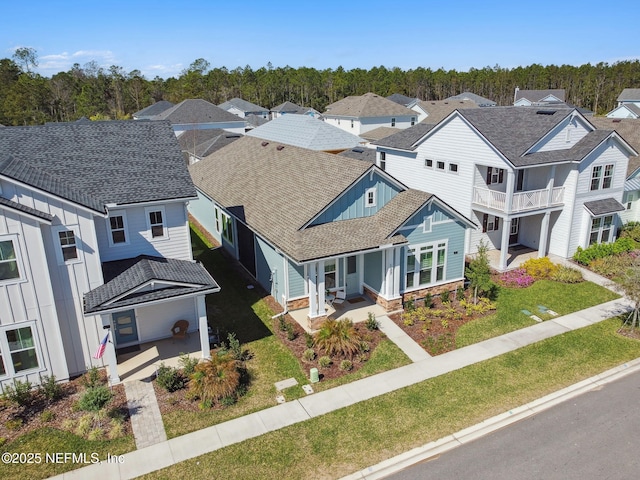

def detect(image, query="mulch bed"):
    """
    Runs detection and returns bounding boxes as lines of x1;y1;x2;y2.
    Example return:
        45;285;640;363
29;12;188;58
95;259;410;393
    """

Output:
0;370;129;444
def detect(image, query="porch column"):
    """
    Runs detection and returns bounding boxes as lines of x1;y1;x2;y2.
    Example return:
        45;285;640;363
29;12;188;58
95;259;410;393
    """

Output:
505;170;515;214
546;166;556;206
308;262;318;317
317;261;326;316
538;212;551;258
392;247;401;298
196;295;211;360
499;218;512;271
384;248;394;298
100;314;120;385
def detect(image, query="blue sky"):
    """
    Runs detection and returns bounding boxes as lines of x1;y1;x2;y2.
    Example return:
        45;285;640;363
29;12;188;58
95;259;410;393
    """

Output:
3;0;639;78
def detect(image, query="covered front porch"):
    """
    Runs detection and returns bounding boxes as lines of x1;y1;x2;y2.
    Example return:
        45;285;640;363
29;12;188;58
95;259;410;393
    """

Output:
484;246;540;271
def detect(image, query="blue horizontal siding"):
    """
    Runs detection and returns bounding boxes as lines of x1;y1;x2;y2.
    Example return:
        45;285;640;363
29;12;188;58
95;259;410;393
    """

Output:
363;251;383;291
288;260;306;297
188;191;221;243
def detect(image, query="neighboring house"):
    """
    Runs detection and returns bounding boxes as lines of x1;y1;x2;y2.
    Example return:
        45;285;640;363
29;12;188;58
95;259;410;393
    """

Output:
411;99;478;123
188;136;474;328
132;100;174;120
606;104;640;119
590;117;640;223
246;114;364;153
218;98;270;119
616;88;640;108
338;147;376;164
323;92;417;135
270;101;320;119
177;128;243;165
0;121;219;387
386;93;419;107
514;88;566;106
147;99;246;135
359;126;402;145
244;114;270;130
374;107;637;270
446;92;497;107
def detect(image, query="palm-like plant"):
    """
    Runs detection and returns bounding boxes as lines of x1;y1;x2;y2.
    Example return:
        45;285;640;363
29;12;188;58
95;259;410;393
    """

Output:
314;318;362;358
188;353;240;404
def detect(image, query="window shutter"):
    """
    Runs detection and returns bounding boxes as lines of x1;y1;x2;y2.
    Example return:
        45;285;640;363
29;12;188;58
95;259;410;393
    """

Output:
494;216;500;230
498;169;504;184
486;167;492;184
482;213;488;233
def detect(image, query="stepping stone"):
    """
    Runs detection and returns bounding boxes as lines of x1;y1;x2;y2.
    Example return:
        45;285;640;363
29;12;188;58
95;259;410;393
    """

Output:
276;395;285;404
302;384;314;395
274;377;298;391
538;305;548;313
521;309;532;316
547;310;558;316
530;315;543;323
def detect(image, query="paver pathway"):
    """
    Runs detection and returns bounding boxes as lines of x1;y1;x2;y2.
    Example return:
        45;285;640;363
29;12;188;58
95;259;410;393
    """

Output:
123;379;167;449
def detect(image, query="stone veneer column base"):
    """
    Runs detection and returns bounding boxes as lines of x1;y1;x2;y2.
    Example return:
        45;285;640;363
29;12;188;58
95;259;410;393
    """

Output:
307;315;328;330
287;297;309;311
363;286;402;312
401;280;464;304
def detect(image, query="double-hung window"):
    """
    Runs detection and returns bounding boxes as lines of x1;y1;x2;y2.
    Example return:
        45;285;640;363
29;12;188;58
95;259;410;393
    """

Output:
108;213;127;245
365;187;376;208
324;260;336;290
406;242;447;289
486;167;504;185
589;215;614;245
146;207;167;239
0;238;20;281
379;152;386;171
591;164;614;191
0;324;40;377
58;230;78;262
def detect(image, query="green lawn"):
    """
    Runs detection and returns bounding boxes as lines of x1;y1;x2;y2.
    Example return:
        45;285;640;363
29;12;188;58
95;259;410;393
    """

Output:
141;317;640;480
456;280;620;347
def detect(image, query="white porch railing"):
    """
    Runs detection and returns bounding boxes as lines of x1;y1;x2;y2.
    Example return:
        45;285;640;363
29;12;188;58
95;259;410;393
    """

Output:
473;186;564;213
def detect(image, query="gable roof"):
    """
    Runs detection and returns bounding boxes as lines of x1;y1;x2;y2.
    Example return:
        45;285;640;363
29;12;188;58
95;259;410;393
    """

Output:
153;99;243;124
515;89;565;103
191;136;444;262
218;97;268;113
245;114;270;128
617;89;640;102
414;99;479;124
0;195;54;223
372;123;436;150
324;93;416;118
0;121;196;212
607;104;640;118
84;255;219;314
589;117;640;176
246;114;363;151
178;129;242;158
386;93;418;106
446;92;497;107
133;100;174;119
272;101;302;113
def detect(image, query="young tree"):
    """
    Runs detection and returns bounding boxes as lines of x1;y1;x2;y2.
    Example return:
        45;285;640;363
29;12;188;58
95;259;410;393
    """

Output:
465;240;494;304
618;260;640;330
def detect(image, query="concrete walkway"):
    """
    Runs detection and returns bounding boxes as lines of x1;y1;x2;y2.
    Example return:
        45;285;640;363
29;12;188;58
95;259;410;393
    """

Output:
52;289;633;479
123;380;167;449
377;315;431;362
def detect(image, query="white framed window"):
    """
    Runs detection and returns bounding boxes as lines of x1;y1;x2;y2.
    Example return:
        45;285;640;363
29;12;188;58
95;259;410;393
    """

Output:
449;163;459;173
424;159;433;168
107;212;128;246
391;117;396;127
405;242;447;290
145;206;168;239
590;164;614;191
324;259;337;290
214;207;222;233
379;152;386;171
482;214;500;232
365;187;377;208
0;323;41;377
53;226;81;264
589;215;614;245
436;161;445;170
350;119;354;129
0;237;21;282
626;192;635;210
487;167;504;185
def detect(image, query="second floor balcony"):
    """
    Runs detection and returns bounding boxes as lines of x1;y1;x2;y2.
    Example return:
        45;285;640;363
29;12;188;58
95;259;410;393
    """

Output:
473;186;564;213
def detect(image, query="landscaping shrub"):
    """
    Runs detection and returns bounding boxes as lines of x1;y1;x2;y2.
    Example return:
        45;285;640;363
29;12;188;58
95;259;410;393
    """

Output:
39;375;63;401
424;293;433;309
456;286;465;301
285;322;296;341
619;222;640;245
304;331;314;348
314;318;362;358
277;315;287;332
302;349;315;361
82;366;102;388
4;379;33;406
588;253;636;278
78;386;113;412
573;237;635;264
40;410;56;422
440;290;451;304
188;353;241;406
550;265;584;283
521;257;558;280
459;297;496;316
339;360;353;371
497;268;535;288
365;312;379;330
178;353;199;376
404;298;415;311
156;363;185;392
318;356;332;368
226;332;246;361
403;316;414;327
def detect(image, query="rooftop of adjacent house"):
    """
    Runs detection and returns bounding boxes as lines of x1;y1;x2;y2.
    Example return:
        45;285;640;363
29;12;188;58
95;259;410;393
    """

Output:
272;101;303;113
177;129;243;158
617;88;640;102
589;117;640;176
338;147;376;163
386;93;418;106
84;255;219;314
190;136;435;261
152;99;243;124
0;120;196;212
446;92;497;107
515;89;566;103
246;114;363;151
414;99;479;124
245;114;270;128
358;126;401;142
372;123;436;150
218;97;268;113
324;92;416;118
133;100;174;119
609;104;640;117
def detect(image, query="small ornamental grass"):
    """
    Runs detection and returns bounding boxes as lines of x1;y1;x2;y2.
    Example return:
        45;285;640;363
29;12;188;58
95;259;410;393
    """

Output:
188;352;242;407
550;265;584;283
314;318;362;358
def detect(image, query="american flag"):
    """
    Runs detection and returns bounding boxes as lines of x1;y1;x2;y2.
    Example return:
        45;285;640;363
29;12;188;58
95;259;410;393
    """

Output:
93;332;109;359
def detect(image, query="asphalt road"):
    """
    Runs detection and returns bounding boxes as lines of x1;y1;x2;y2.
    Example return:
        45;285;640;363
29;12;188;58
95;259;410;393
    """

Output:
388;370;640;480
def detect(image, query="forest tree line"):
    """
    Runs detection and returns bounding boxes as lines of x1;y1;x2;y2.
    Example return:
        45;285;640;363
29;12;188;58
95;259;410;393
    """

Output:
1;48;639;126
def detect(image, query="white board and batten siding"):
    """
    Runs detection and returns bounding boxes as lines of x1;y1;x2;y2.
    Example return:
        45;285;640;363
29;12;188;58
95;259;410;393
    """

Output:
134;297;197;344
531;116;591;153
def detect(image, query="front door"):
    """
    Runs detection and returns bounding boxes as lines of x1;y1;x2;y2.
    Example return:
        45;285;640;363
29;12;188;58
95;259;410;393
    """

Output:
345;256;359;296
112;310;138;346
509;218;520;245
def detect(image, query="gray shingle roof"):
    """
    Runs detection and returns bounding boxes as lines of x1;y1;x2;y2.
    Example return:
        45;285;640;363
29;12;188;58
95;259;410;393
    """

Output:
359;127;402;142
324;93;416;118
617;89;640;102
153;99;244;124
190;136;437;261
0;121;196;212
133;100;174;119
515;89;565;103
338;147;376;163
245;114;270;128
415;99;479;124
0;195;54;222
246;114;363;151
372;123;436;150
583;198;625;216
272;101;302;113
586;117;640;177
218;97;268;113
84;255;219;313
386;93;417;106
446;92;497;107
178;129;242;158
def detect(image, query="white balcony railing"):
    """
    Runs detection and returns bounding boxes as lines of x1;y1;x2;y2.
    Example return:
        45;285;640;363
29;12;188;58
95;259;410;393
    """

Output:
473;186;564;213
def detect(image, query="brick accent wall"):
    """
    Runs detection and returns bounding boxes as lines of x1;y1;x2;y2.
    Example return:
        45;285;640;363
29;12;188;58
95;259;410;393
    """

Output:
401;280;464;304
363;286;402;312
287;297;309;310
